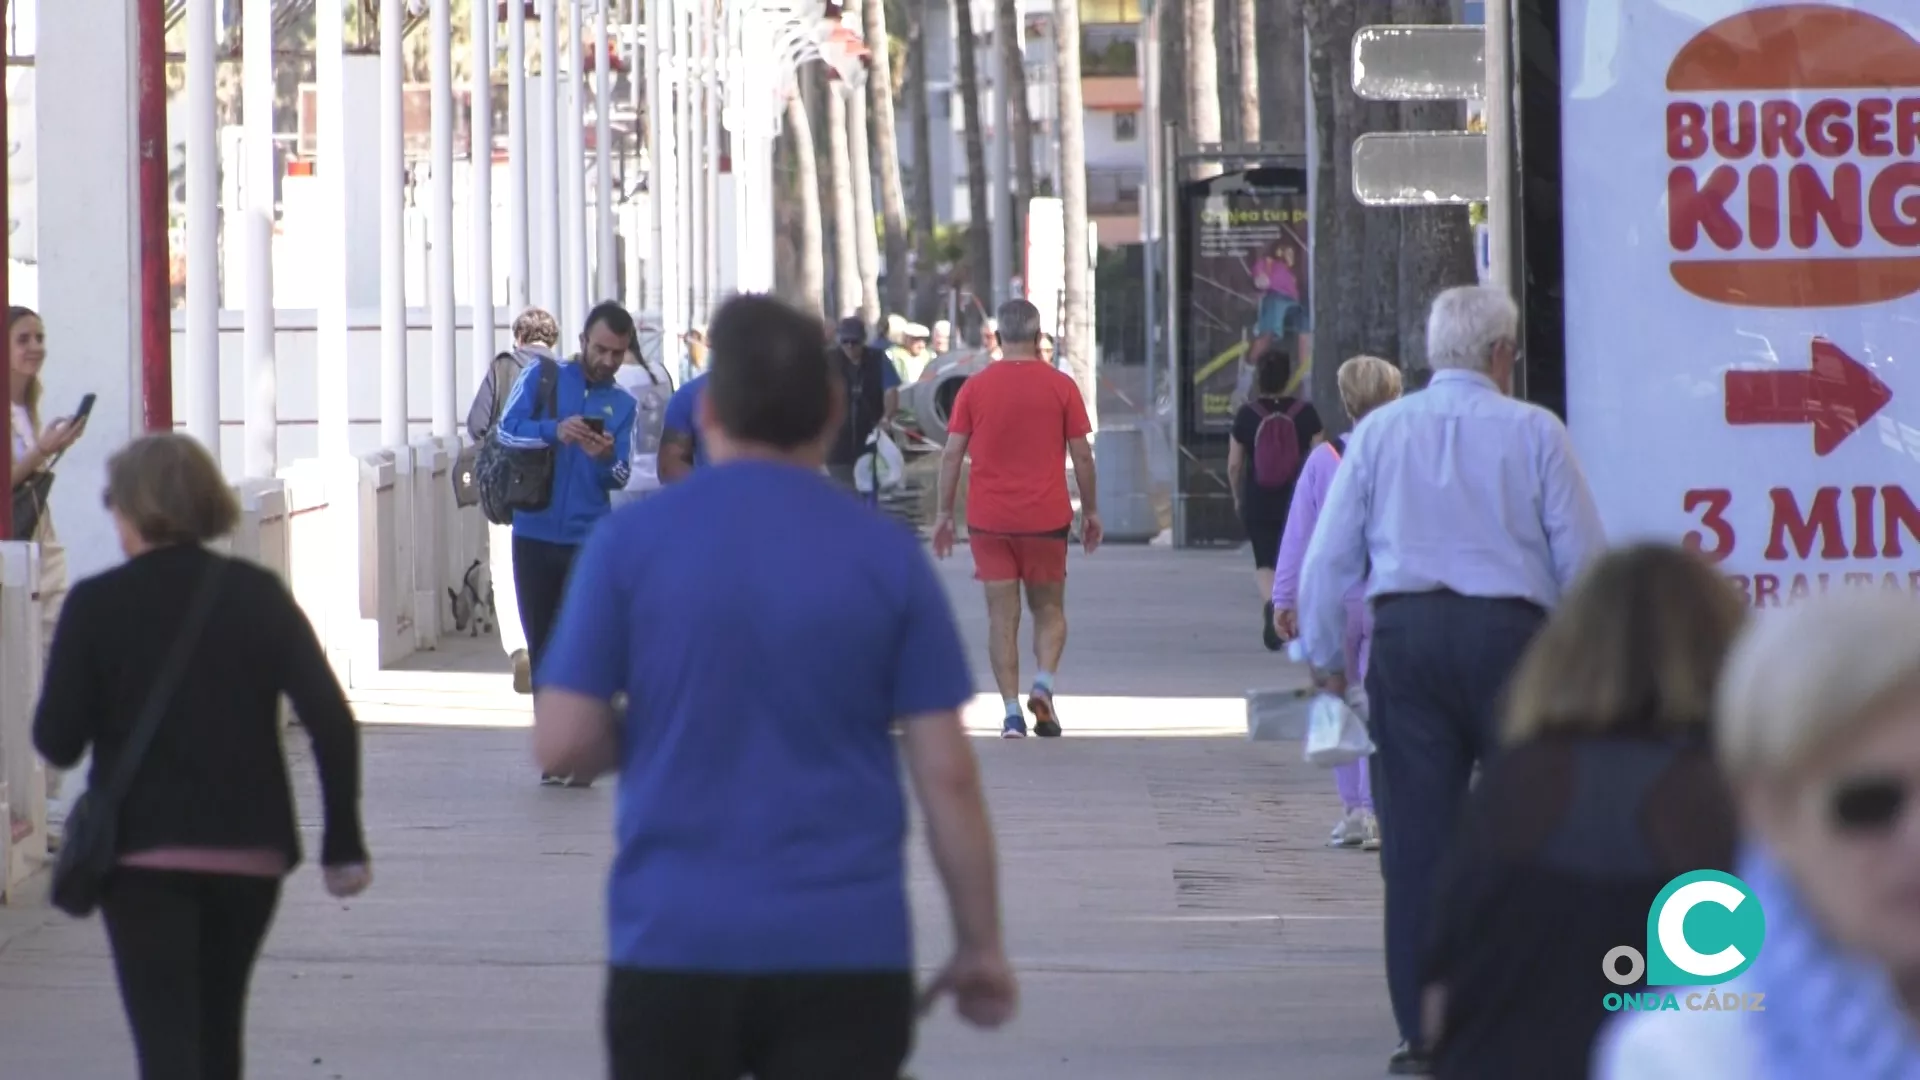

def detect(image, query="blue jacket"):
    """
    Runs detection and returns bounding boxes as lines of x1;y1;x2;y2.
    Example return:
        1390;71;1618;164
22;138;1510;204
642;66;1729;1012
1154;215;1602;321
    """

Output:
497;357;638;545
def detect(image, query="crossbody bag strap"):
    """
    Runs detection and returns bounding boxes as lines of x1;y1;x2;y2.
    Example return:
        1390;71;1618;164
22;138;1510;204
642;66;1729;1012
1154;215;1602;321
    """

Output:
98;556;229;807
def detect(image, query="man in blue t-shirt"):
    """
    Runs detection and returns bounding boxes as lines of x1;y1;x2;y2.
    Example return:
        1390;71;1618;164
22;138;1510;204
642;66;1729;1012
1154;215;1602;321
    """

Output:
533;294;1017;1077
657;371;706;482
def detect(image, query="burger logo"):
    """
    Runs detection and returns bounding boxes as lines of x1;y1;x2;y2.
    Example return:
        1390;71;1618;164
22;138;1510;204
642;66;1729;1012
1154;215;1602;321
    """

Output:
1665;5;1920;308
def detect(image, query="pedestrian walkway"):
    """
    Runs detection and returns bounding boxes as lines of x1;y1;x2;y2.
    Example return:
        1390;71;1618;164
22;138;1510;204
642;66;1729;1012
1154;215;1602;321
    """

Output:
0;546;1394;1078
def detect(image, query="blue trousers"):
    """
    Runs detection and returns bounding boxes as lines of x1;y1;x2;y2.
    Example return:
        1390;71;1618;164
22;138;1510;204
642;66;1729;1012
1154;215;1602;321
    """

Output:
1364;590;1545;1047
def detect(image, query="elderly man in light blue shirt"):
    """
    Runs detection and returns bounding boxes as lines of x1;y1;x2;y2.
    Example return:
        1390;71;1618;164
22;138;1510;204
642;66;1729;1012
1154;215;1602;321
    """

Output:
1297;284;1604;1073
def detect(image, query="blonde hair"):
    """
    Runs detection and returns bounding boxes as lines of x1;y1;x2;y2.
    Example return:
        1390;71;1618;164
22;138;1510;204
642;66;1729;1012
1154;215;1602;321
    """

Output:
511;307;560;348
1717;590;1920;785
9;306;41;434
1336;355;1403;422
1504;544;1746;744
105;434;240;546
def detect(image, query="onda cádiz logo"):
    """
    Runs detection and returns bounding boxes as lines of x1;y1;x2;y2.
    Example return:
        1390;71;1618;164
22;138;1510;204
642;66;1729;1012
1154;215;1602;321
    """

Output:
1601;871;1768;1014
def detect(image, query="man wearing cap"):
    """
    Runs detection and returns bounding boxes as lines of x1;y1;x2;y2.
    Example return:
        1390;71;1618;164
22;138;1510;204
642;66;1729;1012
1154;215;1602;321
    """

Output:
827;316;902;494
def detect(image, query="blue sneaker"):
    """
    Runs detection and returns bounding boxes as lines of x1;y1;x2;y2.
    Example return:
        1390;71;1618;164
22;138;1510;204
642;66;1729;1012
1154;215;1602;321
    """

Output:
1001;715;1029;739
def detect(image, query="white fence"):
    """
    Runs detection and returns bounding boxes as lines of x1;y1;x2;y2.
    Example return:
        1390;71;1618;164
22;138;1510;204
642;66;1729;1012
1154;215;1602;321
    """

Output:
0;439;488;901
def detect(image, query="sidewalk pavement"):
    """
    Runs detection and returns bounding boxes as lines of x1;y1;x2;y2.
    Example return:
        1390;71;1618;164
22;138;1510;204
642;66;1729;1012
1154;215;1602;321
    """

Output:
0;545;1395;1078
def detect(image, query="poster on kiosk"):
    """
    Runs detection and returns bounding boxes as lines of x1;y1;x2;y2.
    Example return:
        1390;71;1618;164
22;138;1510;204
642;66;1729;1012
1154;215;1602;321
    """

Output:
1560;0;1920;609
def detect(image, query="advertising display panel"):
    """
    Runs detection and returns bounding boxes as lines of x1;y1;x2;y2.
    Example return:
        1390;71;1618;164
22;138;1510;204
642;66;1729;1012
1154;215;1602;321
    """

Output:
1559;0;1920;608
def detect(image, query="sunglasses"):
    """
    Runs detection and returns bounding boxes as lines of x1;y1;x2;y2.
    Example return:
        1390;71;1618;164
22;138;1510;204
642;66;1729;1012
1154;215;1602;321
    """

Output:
1829;775;1910;834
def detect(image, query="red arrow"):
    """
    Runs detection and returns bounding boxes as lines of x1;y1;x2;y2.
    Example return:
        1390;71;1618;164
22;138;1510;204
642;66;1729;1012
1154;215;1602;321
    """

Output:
1724;338;1892;457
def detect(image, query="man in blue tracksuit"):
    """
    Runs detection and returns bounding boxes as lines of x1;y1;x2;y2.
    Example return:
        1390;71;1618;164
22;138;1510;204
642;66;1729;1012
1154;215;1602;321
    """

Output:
498;303;639;779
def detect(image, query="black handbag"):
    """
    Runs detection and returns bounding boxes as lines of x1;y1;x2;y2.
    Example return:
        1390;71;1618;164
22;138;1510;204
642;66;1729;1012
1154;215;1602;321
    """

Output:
453;352;524;509
51;558;228;917
9;470;51;541
475;357;559;527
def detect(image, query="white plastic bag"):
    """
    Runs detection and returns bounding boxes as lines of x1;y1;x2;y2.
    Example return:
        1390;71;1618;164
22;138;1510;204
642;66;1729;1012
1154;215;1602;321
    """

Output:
1303;692;1375;767
854;429;906;494
1245;687;1314;742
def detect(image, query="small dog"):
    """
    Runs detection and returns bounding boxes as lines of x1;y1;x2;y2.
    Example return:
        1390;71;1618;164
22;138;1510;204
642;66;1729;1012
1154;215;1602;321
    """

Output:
448;559;496;637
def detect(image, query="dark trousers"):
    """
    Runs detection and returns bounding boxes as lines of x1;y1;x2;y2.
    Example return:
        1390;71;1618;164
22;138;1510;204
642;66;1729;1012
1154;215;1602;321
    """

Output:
1365;591;1545;1047
101;869;282;1080
512;535;581;671
605;968;915;1080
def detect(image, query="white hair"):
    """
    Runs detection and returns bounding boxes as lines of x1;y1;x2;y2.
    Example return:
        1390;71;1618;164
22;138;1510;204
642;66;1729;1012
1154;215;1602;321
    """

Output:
1426;285;1519;372
1717;591;1920;785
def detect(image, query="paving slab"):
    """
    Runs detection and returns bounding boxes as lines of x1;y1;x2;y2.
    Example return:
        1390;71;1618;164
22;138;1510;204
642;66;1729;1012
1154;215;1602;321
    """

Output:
0;544;1398;1078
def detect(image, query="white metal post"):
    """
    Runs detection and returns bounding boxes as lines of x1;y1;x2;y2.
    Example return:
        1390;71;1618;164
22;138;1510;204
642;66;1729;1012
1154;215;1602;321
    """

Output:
1484;0;1513;294
565;0;590;332
986;18;1011;308
644;0;663;314
317;0;349;460
509;0;532;312
242;0;277;477
688;5;706;323
381;0;410;446
658;0;683;369
676;0;694;333
539;0;563;311
595;0;617;302
473;0;499;368
185;0;219;460
704;6;722;313
431;0;458;436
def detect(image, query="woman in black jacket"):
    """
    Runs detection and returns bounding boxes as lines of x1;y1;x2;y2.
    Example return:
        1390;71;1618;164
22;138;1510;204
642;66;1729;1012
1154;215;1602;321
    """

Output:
33;433;370;1080
1419;544;1744;1079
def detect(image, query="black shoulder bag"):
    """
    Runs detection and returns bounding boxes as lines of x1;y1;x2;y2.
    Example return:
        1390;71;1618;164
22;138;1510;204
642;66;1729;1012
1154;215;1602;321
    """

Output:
475;357;560;526
51;557;229;917
9;444;64;541
453;352;523;508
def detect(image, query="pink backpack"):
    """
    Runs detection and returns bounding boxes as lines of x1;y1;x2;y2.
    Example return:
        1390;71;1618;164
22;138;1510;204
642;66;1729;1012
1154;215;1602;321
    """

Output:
1250;399;1310;490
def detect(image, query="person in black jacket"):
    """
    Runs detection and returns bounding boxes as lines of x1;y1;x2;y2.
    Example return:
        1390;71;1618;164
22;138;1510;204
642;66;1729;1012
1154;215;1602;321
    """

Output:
1419;544;1743;1079
825;316;900;494
33;432;369;1080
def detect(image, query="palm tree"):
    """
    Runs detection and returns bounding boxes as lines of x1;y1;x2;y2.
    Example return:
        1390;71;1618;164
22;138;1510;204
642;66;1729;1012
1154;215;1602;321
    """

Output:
1054;0;1092;421
952;0;993;307
997;0;1035;209
907;0;944;323
1182;0;1221;178
825;78;864;319
1233;0;1260;142
840;5;885;329
863;0;913;318
787;89;826;317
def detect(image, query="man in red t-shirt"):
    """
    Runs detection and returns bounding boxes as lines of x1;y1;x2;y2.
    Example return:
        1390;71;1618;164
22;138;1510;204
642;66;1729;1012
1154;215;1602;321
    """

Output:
932;300;1102;739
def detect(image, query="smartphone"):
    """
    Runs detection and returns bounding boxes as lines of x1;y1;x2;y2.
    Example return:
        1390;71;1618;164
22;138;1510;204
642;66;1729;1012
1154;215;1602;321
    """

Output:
583;417;606;435
73;393;97;422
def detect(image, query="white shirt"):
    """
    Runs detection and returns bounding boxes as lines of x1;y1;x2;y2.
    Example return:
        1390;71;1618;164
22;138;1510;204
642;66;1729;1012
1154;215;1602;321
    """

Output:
10;402;31;461
1298;369;1606;672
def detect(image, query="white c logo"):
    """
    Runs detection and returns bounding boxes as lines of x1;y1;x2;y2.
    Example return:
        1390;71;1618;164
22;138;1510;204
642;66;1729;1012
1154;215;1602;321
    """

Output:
1657;879;1748;978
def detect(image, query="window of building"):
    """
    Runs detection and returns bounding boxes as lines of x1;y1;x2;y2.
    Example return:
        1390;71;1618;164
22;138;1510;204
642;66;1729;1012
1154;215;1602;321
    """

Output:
1113;111;1138;142
1080;23;1139;76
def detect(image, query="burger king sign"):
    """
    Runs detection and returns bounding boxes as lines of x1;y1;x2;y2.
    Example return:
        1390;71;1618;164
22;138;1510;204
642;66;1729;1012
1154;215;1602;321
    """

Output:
1563;1;1920;608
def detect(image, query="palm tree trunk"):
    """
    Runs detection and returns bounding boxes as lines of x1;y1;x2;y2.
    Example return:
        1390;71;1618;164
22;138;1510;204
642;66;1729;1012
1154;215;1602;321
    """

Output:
1182;0;1222;178
863;0;912;318
953;0;994;307
1054;0;1093;424
1233;0;1260;142
827;80;868;321
787;91;826;318
1256;0;1306;145
997;0;1035;209
907;0;942;323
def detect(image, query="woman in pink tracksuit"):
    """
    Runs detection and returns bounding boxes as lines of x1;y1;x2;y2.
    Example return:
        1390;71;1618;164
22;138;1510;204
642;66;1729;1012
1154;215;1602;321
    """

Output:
1271;355;1404;849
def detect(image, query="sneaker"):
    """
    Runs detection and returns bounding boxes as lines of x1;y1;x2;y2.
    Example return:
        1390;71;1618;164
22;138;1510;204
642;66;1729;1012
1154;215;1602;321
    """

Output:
1327;809;1365;848
1359;811;1381;851
1027;689;1062;738
512;650;532;695
1262;600;1283;652
1001;715;1029;739
540;773;568;787
1388;1042;1434;1075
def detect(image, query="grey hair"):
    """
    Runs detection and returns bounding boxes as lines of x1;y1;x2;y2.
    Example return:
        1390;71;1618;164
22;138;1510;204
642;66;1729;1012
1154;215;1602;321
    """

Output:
995;299;1043;349
1426;286;1519;372
1717;591;1920;786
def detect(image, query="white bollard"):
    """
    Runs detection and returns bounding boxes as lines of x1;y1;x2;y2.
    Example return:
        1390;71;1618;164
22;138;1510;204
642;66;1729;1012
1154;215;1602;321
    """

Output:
0;542;48;899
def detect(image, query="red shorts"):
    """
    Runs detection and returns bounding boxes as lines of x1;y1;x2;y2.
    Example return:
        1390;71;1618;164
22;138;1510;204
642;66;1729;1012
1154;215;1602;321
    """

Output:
968;530;1069;584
